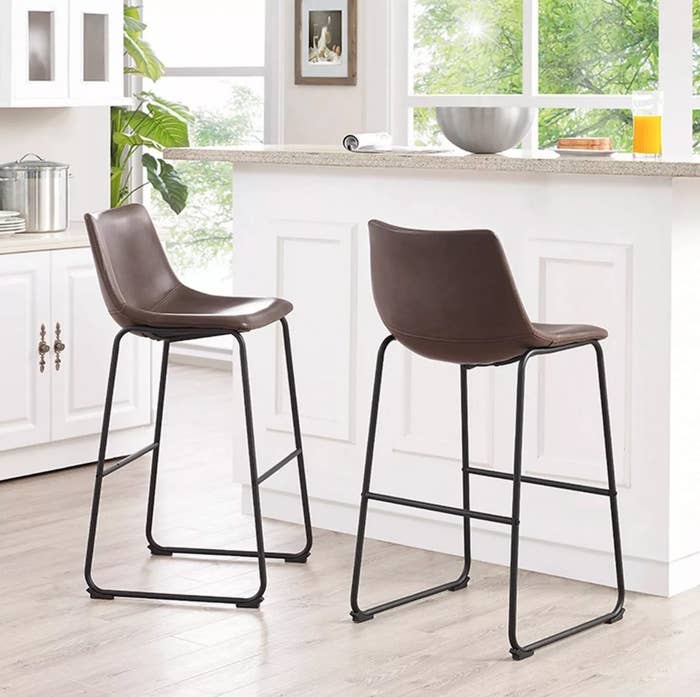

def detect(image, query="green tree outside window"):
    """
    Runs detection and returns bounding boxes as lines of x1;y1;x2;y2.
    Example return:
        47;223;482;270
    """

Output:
413;0;672;150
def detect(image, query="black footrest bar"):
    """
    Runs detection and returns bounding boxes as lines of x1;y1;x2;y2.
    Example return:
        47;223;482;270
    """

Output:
366;491;513;526
467;466;611;497
149;544;308;561
257;448;302;484
103;443;158;477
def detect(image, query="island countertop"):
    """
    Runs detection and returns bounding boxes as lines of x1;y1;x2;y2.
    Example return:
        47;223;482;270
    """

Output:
164;144;700;178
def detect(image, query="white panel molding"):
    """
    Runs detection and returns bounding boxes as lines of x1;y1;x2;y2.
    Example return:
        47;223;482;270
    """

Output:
266;219;357;443
64;267;141;419
527;239;633;490
393;352;496;468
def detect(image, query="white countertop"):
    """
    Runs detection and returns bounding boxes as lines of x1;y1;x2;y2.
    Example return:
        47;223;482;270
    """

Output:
0;221;89;255
164;145;700;178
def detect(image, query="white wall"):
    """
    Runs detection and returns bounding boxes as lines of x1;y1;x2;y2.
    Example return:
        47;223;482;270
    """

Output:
281;0;389;144
0;107;111;221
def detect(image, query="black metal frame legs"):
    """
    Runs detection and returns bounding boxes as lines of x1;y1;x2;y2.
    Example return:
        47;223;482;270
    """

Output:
350;337;625;660
506;342;625;659
84;318;312;607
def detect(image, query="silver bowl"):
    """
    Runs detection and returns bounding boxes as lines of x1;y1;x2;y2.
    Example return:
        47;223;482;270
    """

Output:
436;106;535;154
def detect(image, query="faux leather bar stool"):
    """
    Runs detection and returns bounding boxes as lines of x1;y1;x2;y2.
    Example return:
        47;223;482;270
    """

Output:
350;220;625;660
82;203;312;607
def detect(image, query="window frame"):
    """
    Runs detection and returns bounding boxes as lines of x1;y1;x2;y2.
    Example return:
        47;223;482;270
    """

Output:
391;0;695;157
141;0;282;144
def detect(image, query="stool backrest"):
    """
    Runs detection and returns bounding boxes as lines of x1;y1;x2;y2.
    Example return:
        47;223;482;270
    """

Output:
368;219;537;364
84;203;180;327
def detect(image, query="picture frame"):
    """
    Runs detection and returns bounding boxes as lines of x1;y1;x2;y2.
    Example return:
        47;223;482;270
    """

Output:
295;0;357;86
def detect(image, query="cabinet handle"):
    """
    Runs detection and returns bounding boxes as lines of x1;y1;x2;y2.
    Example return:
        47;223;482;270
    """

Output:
54;322;66;371
38;324;50;373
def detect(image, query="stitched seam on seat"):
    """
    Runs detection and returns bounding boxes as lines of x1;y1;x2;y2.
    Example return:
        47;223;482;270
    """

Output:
148;285;181;312
388;326;544;344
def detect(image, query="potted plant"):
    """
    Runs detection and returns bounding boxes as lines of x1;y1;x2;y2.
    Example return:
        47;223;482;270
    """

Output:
111;4;192;213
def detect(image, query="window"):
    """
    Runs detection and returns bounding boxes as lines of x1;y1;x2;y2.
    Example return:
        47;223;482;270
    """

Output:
399;1;694;156
143;1;272;296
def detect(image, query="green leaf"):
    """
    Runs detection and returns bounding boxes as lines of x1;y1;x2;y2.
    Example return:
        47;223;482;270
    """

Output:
125;108;189;148
112;131;162;150
110;166;125;208
124;33;165;81
124;14;146;37
124;5;141;22
137;90;195;123
143;155;189;214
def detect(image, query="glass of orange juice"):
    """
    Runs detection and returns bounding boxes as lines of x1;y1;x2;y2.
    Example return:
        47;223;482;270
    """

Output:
632;91;662;159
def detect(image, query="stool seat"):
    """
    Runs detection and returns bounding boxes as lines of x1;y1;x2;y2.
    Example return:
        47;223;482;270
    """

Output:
84;203;291;333
118;285;293;333
368;220;610;365
532;322;608;346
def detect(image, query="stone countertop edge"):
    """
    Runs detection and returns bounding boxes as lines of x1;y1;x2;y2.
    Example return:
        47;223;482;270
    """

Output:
0;221;89;255
163;145;700;178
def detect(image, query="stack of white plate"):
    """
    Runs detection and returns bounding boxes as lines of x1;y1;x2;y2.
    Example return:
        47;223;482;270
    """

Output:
0;211;26;236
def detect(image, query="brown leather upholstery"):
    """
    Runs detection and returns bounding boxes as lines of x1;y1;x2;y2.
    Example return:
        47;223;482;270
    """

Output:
85;204;292;333
369;220;606;365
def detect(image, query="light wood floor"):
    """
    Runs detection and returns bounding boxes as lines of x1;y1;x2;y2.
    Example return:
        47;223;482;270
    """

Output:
2;363;699;696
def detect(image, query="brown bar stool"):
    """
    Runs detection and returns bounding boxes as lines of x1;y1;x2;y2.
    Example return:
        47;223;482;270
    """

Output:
350;220;625;660
82;203;312;607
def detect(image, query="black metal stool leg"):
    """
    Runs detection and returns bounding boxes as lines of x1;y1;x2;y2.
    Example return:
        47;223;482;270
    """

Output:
279;317;313;563
145;341;172;556
507;354;533;660
84;329;129;600
450;364;472;592
141;325;309;564
507;344;626;661
83;329;269;606
594;341;626;621
350;337;478;622
350;335;395;622
232;331;267;607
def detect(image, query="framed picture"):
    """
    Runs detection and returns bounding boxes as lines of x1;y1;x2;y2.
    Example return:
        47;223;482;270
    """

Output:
295;0;357;86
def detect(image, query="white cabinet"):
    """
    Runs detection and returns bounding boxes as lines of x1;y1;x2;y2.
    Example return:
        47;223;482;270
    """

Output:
50;248;150;441
0;251;51;451
0;247;151;476
0;0;124;107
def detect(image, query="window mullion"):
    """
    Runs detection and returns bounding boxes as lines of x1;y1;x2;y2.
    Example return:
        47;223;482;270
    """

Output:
393;0;411;144
265;0;282;144
163;67;266;78
659;0;693;158
523;0;539;150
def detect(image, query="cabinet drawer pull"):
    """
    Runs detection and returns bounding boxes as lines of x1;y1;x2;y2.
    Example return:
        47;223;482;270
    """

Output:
38;324;50;373
54;322;66;371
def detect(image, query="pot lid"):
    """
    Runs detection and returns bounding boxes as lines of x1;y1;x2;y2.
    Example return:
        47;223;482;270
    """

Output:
0;153;69;171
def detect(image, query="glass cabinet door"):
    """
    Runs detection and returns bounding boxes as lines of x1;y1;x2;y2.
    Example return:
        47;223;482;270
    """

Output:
69;0;123;103
11;0;69;103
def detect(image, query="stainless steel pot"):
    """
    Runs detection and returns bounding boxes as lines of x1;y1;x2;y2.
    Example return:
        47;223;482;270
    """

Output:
0;154;69;233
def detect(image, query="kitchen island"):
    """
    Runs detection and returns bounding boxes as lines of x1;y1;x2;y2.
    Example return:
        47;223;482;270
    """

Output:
165;145;700;597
